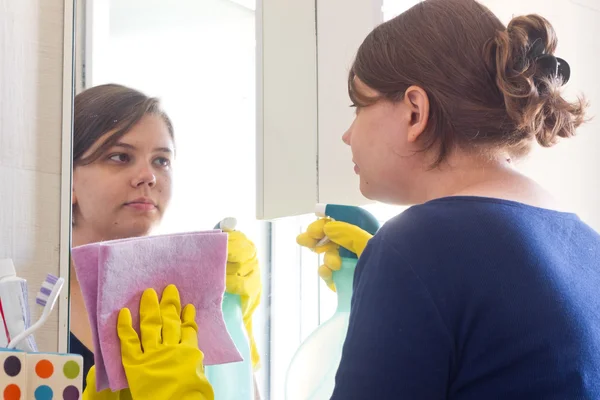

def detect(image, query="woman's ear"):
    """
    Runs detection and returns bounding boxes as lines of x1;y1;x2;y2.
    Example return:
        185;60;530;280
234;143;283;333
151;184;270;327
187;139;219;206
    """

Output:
403;86;430;143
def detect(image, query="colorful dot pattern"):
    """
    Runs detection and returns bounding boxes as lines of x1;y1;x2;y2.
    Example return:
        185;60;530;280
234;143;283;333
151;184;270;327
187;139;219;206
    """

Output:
3;384;20;400
35;360;54;379
3;356;21;377
63;386;80;400
1;353;26;400
63;361;80;380
1;351;83;400
34;385;53;400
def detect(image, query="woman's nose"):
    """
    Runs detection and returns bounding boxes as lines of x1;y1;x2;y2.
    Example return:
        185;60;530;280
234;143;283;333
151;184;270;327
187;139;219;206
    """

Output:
342;126;352;145
131;164;157;188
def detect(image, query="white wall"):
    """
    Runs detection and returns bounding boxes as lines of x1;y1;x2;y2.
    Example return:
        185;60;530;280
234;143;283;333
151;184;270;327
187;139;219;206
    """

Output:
0;0;68;352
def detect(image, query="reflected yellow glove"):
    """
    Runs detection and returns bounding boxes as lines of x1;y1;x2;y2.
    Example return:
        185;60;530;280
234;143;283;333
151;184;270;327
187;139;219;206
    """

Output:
297;218;373;291
117;285;214;400
82;366;132;400
223;229;261;370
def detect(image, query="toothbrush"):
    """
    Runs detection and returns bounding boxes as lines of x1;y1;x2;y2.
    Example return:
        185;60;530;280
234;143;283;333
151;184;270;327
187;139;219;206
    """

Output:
36;273;62;307
7;273;65;349
0;300;10;346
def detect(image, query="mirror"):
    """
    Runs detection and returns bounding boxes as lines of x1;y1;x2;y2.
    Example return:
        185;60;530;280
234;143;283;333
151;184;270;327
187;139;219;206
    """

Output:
71;0;268;398
61;0;600;399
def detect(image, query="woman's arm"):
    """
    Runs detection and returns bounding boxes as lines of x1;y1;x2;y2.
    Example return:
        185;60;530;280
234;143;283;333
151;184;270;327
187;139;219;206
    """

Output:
331;235;454;399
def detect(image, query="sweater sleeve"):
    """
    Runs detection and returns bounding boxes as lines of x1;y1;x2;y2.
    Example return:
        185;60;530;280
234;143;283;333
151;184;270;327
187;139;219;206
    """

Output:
331;233;455;400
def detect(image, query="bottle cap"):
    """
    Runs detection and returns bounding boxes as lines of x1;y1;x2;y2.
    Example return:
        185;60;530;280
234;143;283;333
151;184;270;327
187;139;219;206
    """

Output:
0;259;16;279
219;217;238;232
315;203;327;218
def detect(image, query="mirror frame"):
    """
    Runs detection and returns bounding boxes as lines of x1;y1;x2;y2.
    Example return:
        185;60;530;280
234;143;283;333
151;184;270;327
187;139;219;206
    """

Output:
59;0;75;353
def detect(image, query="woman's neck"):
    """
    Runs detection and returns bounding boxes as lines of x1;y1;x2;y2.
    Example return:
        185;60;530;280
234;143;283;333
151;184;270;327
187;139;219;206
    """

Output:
72;225;108;248
69;262;95;350
416;154;560;210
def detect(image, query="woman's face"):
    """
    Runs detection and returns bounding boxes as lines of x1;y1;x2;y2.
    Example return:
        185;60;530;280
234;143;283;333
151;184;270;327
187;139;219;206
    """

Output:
72;114;174;242
342;78;430;204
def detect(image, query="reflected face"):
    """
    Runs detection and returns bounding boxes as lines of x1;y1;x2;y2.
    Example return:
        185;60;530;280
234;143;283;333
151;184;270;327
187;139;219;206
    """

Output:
72;114;174;241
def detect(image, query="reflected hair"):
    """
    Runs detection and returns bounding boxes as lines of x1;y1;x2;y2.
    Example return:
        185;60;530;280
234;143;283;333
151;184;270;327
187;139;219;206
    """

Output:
73;84;174;166
349;0;587;166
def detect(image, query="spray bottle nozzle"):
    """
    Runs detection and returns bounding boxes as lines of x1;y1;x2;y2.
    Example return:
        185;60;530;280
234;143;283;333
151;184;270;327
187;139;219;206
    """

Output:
315;203;380;259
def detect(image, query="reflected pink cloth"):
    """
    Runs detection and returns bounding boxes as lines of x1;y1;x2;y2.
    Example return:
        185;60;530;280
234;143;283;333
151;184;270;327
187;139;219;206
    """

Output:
72;231;241;392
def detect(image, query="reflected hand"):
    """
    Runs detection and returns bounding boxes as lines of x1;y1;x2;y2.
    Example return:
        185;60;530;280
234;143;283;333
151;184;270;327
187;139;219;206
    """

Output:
82;366;132;400
223;229;262;370
118;285;214;400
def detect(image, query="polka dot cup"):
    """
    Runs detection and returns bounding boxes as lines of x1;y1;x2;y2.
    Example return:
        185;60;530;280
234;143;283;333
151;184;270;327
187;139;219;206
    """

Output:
0;350;83;400
0;351;27;400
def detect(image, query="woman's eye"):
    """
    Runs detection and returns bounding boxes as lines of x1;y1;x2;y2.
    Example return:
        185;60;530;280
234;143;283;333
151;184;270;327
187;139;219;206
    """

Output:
108;153;130;163
154;157;171;168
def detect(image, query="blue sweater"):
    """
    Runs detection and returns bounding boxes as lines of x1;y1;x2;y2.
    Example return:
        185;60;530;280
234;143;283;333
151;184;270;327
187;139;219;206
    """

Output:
332;197;600;399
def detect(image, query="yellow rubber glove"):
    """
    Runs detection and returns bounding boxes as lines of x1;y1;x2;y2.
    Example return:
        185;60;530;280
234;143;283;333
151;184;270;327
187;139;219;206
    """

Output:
117;284;215;400
223;229;262;370
297;218;373;291
82;366;132;400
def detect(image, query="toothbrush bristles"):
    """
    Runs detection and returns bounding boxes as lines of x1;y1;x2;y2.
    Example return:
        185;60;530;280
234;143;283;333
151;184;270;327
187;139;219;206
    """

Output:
36;273;60;307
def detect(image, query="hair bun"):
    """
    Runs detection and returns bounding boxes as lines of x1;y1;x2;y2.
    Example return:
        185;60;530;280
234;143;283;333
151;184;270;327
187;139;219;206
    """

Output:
490;14;587;149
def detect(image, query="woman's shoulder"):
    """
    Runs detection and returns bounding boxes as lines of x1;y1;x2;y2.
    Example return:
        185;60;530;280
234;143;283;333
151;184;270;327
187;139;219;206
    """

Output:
378;195;581;240
358;195;597;312
370;196;588;274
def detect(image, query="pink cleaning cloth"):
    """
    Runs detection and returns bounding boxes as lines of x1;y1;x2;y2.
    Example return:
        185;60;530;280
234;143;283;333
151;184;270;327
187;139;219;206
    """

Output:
71;231;242;392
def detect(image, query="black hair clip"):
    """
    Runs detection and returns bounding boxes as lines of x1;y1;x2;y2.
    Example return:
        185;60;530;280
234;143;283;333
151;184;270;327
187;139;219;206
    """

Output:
529;38;571;86
536;54;571;85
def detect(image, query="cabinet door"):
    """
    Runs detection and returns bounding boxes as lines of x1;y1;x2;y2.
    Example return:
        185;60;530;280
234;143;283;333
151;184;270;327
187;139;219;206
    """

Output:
257;0;319;220
257;0;388;220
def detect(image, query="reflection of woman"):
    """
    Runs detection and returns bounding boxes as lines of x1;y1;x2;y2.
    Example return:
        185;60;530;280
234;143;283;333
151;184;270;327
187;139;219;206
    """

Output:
70;84;261;399
297;1;600;399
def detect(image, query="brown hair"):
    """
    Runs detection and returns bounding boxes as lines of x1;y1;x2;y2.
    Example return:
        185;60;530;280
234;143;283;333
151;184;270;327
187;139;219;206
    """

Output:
74;84;174;166
349;0;587;166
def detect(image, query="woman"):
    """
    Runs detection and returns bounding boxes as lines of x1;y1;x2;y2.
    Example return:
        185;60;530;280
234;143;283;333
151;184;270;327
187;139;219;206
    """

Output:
70;84;261;398
299;0;600;398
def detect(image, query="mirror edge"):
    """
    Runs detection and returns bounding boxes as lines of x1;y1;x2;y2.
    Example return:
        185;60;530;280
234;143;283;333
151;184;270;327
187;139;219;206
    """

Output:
58;0;76;353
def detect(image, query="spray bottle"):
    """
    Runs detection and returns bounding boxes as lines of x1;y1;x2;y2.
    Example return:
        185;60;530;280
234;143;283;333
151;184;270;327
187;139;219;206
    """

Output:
285;204;379;400
205;218;253;400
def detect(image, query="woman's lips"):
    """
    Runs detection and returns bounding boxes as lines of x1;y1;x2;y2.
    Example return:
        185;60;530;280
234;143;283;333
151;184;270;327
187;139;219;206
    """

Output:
125;202;157;211
125;198;157;211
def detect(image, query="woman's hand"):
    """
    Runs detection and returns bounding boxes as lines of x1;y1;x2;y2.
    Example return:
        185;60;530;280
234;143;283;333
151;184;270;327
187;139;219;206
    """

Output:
117;284;215;400
296;218;373;291
224;229;262;369
82;366;132;400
